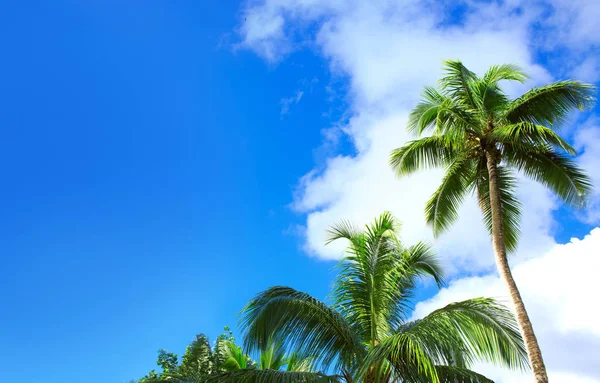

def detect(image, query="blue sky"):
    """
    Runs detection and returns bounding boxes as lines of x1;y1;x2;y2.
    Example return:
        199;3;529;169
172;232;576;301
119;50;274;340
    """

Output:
2;1;600;383
0;2;340;382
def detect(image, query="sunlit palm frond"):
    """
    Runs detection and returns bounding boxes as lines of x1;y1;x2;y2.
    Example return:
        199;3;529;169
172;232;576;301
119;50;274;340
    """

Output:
330;212;403;346
482;64;528;85
434;366;494;383
363;298;526;382
439;60;478;108
325;219;361;245
506;146;592;207
390;136;459;176
241;287;362;371
505;80;596;127
425;156;476;236
492;122;576;154
408;86;445;135
207;369;340;383
386;241;445;329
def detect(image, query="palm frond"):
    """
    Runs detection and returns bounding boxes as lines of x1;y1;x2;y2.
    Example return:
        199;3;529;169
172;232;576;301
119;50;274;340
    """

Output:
401;241;445;287
506;146;591;207
476;165;522;253
408;86;445;135
325;219;361;245
482;64;527;85
207;369;340;383
259;339;287;370
241;287;362;372
359;330;439;382
385;242;445;329
434;366;494;383
371;298;527;376
505;80;596;126
492;122;576;154
390;136;460;177
439;60;478;108
425;156;476;236
331;213;402;347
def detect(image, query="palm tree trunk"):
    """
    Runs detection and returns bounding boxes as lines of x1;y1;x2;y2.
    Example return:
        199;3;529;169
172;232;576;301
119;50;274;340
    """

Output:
485;151;549;383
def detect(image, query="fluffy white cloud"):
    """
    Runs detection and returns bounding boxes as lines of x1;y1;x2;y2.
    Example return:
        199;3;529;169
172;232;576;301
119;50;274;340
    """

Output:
413;228;600;382
239;0;557;271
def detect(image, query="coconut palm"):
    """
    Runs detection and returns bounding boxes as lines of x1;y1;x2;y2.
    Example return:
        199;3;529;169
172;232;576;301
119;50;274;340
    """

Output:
389;60;596;382
240;212;528;382
208;338;324;382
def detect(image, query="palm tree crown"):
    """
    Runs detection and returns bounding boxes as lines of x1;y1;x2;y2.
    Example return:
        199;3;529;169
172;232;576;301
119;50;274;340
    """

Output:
390;61;595;250
241;213;528;382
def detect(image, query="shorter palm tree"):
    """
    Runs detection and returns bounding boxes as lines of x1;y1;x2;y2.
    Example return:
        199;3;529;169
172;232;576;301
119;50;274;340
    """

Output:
209;338;323;382
241;213;528;382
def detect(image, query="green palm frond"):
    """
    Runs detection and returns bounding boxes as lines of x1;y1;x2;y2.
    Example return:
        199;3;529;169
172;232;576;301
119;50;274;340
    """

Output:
207;369;340;383
408;86;445;135
408;298;528;369
505;80;596;127
434;366;494;383
492;122;576;154
285;353;316;373
359;329;439;381
476;165;522;253
482;64;527;85
221;341;249;371
390;136;459;176
425;156;476;236
363;298;526;382
386;242;445;330
258;339;287;370
241;287;362;371
439;60;478;108
506;146;592;207
325;219;361;245
330;212;403;346
400;241;445;287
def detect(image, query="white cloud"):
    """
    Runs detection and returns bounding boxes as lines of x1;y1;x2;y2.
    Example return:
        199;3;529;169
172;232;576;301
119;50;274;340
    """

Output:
413;228;600;382
239;0;558;272
280;90;304;116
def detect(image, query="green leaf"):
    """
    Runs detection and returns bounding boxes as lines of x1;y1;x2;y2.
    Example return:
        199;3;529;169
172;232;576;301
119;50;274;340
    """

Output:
207;369;340;383
506;146;592;207
390;136;459;176
434;366;495;383
241;287;362;372
425;156;476;236
439;60;478;108
492;122;576;154
505;80;596;127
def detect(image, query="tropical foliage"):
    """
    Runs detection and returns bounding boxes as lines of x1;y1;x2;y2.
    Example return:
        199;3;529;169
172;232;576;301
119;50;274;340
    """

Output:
240;213;528;382
135;328;317;383
389;60;596;382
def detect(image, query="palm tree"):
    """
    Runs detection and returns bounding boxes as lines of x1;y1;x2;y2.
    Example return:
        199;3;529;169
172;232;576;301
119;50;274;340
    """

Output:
240;213;528;382
389;60;596;382
209;337;322;382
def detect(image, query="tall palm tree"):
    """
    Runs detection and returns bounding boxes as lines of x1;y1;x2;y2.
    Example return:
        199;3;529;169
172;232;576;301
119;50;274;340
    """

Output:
240;213;528;382
389;60;596;382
